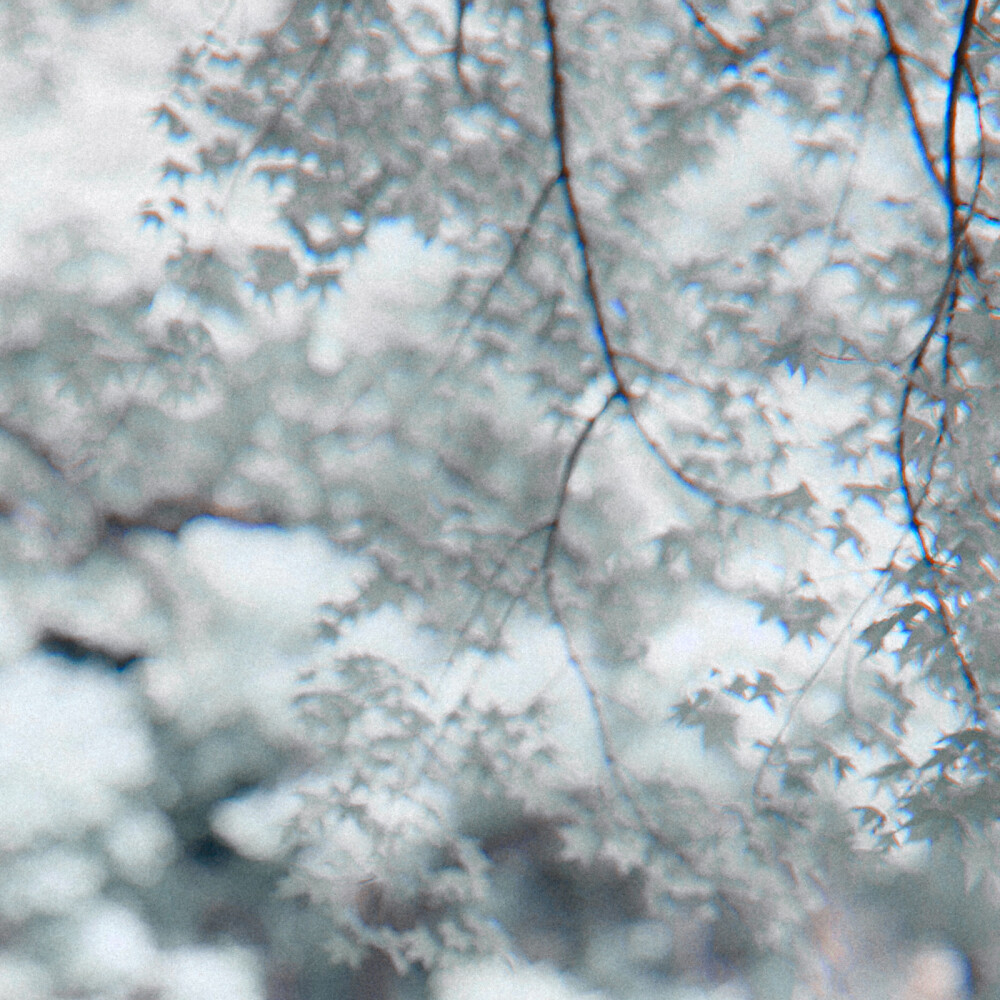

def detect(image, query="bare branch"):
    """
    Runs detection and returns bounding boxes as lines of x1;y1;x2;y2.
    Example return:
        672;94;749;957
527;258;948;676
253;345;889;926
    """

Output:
540;391;616;571
892;0;986;709
946;0;980;253
678;0;748;55
454;0;470;91
459;176;559;338
874;0;945;194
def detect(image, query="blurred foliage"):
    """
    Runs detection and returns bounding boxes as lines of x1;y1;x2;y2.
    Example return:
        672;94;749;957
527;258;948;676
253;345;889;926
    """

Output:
4;0;1000;996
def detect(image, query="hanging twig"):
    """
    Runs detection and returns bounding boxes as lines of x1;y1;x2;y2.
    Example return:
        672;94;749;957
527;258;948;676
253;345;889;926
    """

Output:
894;0;984;708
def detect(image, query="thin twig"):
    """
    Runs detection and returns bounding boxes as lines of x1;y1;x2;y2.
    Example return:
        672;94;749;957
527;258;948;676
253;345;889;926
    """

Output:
893;0;983;708
540;391;617;570
540;0;626;393
873;0;946;194
454;0;470;91
541;0;766;517
945;0;981;253
678;0;748;55
460;177;559;338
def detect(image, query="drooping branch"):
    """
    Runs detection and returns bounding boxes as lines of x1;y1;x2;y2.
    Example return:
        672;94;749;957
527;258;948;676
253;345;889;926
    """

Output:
459;176;559;338
454;0;470;90
896;313;986;713
539;0;766;515
873;0;945;194
945;0;981;251
540;0;625;395
540;391;616;572
896;278;981;703
890;0;987;708
876;0;991;255
440;390;614;661
678;0;748;55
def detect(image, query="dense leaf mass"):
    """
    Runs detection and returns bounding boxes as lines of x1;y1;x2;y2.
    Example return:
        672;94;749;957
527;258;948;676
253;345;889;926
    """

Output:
5;0;1000;993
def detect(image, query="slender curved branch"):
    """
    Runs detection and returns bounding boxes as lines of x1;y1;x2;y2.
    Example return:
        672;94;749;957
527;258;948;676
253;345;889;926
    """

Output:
540;0;625;393
892;0;984;708
897;284;981;704
540;0;764;517
460;177;559;338
945;0;980;253
439;390;615;666
881;0;1000;334
454;0;470;91
873;0;945;194
679;0;748;55
540;391;616;571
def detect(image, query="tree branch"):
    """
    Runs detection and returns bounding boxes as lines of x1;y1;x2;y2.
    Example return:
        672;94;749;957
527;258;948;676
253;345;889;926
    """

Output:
873;0;945;195
946;0;980;253
892;0;985;709
540;0;626;396
678;0;748;56
540;0;765;517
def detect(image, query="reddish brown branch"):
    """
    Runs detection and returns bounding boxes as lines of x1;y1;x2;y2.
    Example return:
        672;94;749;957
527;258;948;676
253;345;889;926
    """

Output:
893;0;985;706
889;0;984;703
946;0;981;251
540;0;761;514
897;278;981;705
874;0;945;193
679;0;748;55
875;3;997;257
541;0;625;394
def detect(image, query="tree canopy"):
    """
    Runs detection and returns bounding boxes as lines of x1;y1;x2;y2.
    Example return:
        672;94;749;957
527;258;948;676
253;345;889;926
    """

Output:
3;0;1000;995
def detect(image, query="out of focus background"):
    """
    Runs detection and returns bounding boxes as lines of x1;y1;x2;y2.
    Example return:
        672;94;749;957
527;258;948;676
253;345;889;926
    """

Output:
1;0;998;997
